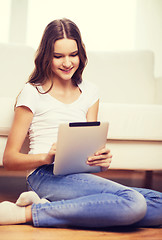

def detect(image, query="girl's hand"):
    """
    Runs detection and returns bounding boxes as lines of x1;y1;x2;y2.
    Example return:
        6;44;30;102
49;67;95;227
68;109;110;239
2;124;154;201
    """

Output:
87;146;112;172
43;143;57;165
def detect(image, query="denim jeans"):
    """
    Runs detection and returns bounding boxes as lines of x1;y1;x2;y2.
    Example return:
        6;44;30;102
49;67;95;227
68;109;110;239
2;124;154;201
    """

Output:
27;164;162;228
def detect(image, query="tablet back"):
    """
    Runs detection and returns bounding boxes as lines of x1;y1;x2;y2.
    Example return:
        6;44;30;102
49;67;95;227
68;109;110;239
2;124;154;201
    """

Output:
53;122;109;175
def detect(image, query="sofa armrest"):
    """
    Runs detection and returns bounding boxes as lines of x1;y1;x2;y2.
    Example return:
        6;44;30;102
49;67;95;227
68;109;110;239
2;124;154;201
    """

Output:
155;77;162;104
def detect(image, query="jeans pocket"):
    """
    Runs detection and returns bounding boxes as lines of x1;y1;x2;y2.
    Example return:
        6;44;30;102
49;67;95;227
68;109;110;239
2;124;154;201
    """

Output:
27;164;54;193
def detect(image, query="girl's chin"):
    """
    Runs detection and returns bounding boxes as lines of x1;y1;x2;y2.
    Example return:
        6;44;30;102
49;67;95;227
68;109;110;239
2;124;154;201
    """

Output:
56;75;73;82
59;73;75;81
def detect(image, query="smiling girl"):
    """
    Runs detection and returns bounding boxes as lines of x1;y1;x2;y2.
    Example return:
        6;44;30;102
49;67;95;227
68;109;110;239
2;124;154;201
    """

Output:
1;19;162;228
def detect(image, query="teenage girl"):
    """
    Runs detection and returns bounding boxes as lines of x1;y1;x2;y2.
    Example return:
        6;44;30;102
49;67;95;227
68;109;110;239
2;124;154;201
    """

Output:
1;18;162;227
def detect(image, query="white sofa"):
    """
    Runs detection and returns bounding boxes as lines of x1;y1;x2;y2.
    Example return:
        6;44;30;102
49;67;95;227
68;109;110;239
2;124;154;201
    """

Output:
83;51;162;171
0;43;162;186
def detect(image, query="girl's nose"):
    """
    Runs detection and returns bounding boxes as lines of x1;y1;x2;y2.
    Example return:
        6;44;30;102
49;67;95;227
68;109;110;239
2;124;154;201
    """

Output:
62;57;71;68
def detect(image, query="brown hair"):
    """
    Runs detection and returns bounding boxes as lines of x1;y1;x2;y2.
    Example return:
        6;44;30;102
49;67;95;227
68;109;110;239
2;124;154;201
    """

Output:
28;18;87;92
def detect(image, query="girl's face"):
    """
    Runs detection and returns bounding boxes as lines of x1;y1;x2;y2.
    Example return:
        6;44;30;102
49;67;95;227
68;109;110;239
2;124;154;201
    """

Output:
52;38;80;83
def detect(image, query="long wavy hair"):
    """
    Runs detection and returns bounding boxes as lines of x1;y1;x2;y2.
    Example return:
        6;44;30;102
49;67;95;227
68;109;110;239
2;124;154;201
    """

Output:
28;18;87;93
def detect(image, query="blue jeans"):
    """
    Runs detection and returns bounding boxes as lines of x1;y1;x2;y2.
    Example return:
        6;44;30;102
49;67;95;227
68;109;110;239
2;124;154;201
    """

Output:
27;164;162;228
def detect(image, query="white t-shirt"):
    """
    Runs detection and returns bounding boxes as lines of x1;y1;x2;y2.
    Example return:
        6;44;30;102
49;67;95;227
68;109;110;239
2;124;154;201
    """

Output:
16;81;99;155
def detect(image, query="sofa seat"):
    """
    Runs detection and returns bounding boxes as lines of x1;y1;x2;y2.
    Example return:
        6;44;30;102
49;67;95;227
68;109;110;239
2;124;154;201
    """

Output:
99;103;162;141
1;98;162;171
98;103;162;171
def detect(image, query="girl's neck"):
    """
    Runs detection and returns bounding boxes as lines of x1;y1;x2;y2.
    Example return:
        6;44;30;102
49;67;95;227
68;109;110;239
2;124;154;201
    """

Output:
41;77;81;104
42;77;77;94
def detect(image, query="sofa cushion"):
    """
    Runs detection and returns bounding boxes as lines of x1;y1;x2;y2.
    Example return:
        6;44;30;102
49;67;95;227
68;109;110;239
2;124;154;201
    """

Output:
0;98;15;136
0;136;7;165
0;43;34;98
99;102;162;141
1;99;162;141
83;51;155;104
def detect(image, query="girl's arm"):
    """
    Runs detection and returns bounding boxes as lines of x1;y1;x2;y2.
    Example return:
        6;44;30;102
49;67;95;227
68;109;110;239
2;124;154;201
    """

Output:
86;100;112;171
3;106;55;171
86;100;99;122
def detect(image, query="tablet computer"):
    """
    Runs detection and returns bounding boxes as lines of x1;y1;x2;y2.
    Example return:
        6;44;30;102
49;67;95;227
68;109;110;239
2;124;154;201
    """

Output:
53;121;109;175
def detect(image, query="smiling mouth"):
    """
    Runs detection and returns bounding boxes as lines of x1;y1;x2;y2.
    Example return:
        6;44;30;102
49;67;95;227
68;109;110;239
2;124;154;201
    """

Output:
59;67;74;73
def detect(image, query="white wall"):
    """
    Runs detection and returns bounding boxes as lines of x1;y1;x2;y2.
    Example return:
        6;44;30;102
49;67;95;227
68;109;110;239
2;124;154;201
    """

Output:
0;0;162;77
0;0;11;43
26;0;137;51
135;0;162;77
9;0;28;43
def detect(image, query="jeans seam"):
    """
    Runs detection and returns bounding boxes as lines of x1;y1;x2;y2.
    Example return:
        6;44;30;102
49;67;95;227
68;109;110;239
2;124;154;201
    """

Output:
66;174;108;186
33;193;121;212
27;177;39;195
32;204;40;227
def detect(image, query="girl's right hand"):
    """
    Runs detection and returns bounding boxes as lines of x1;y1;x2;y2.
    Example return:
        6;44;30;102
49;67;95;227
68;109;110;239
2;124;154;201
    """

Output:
44;143;57;164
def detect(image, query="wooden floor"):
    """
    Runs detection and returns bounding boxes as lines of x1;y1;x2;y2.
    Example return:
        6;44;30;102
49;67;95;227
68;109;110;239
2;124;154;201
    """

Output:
0;169;162;240
0;225;162;240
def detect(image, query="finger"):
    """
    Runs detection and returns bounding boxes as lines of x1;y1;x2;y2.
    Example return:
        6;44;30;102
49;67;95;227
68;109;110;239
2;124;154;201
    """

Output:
88;153;112;161
87;161;107;165
87;156;107;162
50;143;57;151
50;149;56;154
88;161;111;168
95;148;110;156
52;143;57;148
49;145;57;156
87;158;112;166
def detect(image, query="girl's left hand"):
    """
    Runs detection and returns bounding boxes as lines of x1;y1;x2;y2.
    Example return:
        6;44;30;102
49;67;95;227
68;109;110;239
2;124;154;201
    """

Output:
87;146;112;172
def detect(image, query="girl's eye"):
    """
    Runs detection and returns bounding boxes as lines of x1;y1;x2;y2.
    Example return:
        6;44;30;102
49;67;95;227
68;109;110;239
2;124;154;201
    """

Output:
53;55;62;59
71;53;78;57
53;52;78;58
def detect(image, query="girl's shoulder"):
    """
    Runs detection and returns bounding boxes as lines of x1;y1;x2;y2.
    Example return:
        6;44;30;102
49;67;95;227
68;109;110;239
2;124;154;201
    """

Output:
79;81;99;106
16;83;39;114
18;82;40;99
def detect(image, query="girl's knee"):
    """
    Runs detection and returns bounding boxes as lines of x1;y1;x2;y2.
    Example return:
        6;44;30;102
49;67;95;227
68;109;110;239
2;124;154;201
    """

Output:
125;190;147;225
